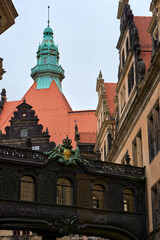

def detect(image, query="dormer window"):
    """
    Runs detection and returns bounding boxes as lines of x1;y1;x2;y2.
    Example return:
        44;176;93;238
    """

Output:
20;128;28;138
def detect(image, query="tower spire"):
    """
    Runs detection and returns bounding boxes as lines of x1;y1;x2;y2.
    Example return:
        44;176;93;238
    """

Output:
48;6;50;27
31;7;65;91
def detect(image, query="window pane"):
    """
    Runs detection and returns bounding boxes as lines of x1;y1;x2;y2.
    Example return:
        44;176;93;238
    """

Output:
92;185;104;208
20;176;35;201
57;178;72;205
123;189;135;212
20;128;28;138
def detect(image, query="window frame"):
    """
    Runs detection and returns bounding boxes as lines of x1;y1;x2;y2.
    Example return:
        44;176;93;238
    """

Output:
148;100;160;163
123;188;135;212
20;128;28;138
151;180;160;230
20;175;35;202
56;178;73;206
92;184;105;209
128;63;134;96
132;130;143;167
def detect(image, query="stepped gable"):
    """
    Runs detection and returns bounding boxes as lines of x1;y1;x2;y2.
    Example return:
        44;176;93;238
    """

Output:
0;99;55;151
104;83;117;117
134;16;152;71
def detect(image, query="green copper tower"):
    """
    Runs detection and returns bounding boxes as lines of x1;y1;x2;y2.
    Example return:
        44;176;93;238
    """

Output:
31;7;64;91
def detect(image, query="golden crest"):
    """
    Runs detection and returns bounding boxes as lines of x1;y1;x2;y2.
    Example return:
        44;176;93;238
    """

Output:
63;148;71;160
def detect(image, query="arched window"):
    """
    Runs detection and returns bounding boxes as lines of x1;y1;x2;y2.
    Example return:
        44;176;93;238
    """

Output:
20;128;28;138
92;184;104;208
57;178;72;205
123;188;135;212
20;176;35;201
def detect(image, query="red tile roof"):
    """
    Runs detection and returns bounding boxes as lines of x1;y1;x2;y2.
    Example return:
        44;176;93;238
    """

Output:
134;16;152;71
78;132;96;144
0;81;97;148
104;83;117;117
0;100;19;131
134;17;152;51
140;51;152;71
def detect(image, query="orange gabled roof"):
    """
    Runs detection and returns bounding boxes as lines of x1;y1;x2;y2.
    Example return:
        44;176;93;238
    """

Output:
68;110;97;145
134;16;152;71
104;83;117;117
0;100;19;132
78;132;97;144
23;81;73;145
0;81;97;148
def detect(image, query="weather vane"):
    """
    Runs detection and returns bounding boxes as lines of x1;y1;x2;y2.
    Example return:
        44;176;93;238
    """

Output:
48;6;50;27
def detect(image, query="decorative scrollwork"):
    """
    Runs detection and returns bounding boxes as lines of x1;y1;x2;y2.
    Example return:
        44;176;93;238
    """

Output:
54;216;78;235
18;206;38;217
44;136;88;166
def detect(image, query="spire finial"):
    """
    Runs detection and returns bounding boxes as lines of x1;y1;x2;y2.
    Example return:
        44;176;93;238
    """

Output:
99;70;103;79
48;6;50;27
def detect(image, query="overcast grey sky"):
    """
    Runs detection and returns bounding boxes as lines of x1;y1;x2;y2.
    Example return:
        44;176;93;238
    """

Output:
1;0;151;110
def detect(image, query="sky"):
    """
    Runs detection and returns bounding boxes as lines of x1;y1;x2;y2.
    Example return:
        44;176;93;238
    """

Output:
0;0;152;111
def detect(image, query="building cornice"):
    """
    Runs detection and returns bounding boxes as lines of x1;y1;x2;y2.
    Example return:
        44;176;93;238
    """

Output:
117;0;129;20
0;0;18;34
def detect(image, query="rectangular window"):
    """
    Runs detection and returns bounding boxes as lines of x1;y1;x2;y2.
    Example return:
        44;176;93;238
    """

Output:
148;100;160;162
152;181;160;230
20;128;28;138
128;64;134;96
132;130;143;167
32;146;40;151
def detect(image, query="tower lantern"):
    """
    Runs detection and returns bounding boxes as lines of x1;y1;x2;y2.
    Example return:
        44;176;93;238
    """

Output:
31;7;64;91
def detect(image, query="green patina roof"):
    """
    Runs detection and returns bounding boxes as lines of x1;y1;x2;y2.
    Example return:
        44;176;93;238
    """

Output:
31;24;64;91
38;26;57;52
43;27;53;35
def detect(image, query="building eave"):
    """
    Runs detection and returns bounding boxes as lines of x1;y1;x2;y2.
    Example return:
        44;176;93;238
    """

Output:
0;0;18;34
